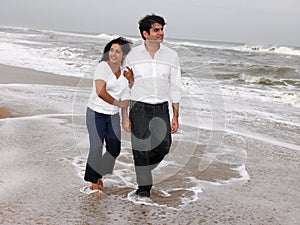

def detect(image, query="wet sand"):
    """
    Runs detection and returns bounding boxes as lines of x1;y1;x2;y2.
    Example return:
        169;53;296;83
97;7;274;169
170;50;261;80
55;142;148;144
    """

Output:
0;64;299;224
0;107;16;119
0;64;92;87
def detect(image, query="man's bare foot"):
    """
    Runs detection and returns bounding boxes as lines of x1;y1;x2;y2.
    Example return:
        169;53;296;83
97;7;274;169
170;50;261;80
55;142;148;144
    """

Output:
90;179;103;190
91;183;99;190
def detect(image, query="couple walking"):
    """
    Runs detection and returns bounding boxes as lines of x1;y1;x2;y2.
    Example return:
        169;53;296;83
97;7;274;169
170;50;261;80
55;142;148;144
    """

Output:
82;14;181;200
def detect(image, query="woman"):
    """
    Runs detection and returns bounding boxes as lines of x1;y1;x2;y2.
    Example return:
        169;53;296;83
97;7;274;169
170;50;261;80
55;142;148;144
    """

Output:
81;37;133;194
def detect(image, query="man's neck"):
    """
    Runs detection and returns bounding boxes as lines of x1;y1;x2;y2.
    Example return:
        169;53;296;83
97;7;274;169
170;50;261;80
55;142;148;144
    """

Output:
145;40;161;58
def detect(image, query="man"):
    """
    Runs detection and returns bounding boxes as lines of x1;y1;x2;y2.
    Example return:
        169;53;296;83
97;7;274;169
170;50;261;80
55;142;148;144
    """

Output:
123;14;181;199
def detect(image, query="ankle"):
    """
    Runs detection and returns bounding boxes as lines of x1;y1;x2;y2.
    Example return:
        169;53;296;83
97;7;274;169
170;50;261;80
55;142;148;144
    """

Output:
91;183;100;190
97;179;103;189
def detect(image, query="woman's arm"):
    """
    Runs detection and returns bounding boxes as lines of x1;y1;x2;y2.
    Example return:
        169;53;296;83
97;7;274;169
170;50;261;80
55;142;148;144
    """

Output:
95;80;128;108
121;106;131;132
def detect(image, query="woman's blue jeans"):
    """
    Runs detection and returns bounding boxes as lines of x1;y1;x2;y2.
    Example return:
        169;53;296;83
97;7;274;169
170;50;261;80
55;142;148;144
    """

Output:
84;107;121;184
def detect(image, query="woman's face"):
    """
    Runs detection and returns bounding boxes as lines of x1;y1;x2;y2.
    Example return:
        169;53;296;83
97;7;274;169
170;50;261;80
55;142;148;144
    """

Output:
109;43;124;65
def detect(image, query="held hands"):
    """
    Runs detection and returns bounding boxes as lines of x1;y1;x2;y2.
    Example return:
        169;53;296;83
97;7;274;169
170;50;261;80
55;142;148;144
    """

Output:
115;100;129;108
123;67;134;88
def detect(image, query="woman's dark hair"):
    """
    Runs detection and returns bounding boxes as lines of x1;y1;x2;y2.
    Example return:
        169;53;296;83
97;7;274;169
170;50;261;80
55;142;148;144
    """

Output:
138;14;166;40
99;37;132;63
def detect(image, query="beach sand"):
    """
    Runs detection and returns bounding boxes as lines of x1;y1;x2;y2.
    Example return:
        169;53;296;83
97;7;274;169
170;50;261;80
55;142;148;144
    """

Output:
0;107;15;119
0;64;299;224
0;64;91;86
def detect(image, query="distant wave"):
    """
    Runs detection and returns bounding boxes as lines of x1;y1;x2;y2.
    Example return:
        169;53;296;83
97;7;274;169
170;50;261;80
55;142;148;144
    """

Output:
0;25;101;40
97;33;120;40
2;25;299;56
245;65;298;77
239;44;300;56
166;37;300;56
96;33;140;43
215;73;300;87
56;46;86;58
167;39;228;50
48;31;140;42
238;73;300;87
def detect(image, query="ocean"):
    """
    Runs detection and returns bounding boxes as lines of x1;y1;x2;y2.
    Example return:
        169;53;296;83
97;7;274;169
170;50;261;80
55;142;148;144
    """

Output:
1;25;300;215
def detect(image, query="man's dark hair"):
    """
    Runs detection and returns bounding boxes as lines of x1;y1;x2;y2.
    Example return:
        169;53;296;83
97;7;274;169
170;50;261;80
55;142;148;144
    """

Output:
100;37;132;63
138;14;166;40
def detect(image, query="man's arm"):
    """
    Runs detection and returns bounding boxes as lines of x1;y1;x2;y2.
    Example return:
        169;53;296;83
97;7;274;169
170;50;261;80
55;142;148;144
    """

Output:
171;102;179;133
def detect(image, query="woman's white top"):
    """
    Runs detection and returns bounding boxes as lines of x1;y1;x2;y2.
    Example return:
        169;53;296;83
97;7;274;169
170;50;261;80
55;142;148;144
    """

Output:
87;61;129;115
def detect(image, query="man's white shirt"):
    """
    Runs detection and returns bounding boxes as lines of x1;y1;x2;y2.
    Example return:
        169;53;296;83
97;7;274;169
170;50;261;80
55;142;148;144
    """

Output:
124;43;181;104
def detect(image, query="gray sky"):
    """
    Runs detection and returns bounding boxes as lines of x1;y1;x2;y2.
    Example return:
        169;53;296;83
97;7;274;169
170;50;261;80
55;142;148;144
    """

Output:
1;0;300;47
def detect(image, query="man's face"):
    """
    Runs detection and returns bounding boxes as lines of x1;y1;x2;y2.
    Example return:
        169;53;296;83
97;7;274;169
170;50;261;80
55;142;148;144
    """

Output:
143;23;164;43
